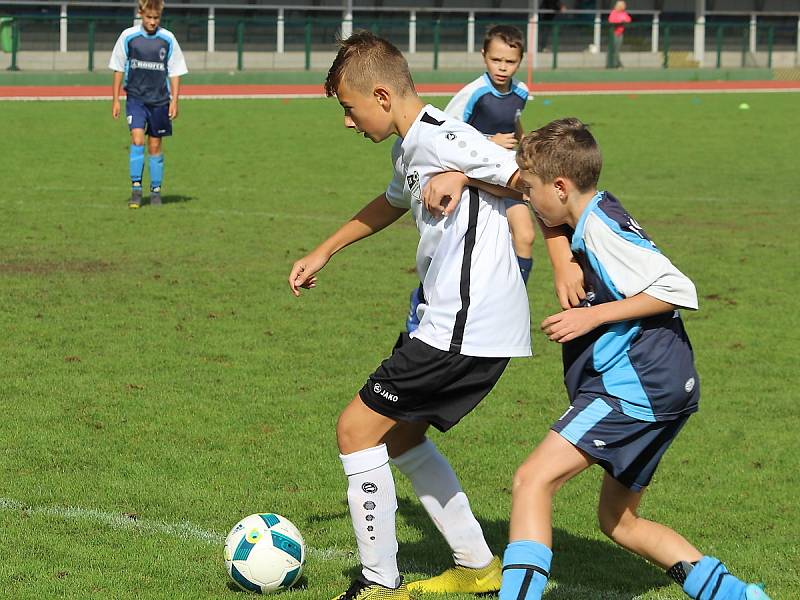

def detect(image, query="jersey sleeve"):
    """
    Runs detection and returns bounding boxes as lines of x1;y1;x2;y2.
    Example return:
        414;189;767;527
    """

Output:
433;128;518;188
443;87;470;122
108;32;128;72
385;138;408;209
167;34;189;77
584;218;698;309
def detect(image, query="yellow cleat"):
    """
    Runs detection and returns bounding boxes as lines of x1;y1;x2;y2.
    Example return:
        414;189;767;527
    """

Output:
332;577;413;600
407;556;501;593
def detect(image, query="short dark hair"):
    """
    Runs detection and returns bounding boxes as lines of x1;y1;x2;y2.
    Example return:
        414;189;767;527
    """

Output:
517;118;602;192
482;24;525;55
325;30;416;98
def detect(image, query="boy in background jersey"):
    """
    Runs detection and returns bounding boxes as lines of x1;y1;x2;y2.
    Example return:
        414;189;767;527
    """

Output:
499;117;772;600
288;31;576;600
406;24;535;333
110;0;188;208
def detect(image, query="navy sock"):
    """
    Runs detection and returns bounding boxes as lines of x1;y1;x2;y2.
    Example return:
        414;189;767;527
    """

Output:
517;256;533;285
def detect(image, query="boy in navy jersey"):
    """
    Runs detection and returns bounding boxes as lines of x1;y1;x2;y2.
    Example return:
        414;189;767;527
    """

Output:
499;118;772;600
406;25;535;333
288;31;577;600
109;0;188;208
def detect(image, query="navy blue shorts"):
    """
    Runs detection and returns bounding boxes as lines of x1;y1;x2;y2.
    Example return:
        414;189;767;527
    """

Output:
551;394;690;491
126;97;172;137
359;333;509;432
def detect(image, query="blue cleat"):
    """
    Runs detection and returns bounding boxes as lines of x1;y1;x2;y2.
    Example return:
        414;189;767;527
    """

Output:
405;286;422;333
744;583;771;600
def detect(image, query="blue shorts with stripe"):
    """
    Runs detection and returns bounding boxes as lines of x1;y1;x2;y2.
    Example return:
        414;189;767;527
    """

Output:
551;394;689;491
126;97;172;137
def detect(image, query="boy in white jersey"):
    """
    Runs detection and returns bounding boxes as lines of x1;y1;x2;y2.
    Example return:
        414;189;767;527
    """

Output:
288;31;574;600
405;25;537;333
109;0;188;208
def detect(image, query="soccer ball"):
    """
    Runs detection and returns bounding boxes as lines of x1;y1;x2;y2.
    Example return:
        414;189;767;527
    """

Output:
223;513;306;593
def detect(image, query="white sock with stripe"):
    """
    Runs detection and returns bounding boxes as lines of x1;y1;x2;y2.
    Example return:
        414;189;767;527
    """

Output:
340;444;400;588
392;438;494;569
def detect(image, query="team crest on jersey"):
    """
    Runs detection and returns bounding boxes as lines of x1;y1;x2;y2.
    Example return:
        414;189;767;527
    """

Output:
406;171;421;204
445;132;456;141
159;47;167;60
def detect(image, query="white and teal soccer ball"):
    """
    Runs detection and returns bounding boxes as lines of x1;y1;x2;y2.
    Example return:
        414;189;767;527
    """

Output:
223;513;306;593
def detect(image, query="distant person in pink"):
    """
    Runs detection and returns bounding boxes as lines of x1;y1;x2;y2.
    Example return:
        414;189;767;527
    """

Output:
608;1;632;68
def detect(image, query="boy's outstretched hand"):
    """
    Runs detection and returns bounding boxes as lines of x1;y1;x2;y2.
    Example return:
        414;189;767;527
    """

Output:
541;307;599;343
288;251;330;297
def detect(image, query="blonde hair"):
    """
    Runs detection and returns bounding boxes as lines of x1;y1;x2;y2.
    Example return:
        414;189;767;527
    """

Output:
614;1;627;11
138;0;164;13
325;30;416;98
517;118;602;192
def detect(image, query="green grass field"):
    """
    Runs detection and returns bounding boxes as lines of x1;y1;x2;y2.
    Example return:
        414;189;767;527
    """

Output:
0;92;798;599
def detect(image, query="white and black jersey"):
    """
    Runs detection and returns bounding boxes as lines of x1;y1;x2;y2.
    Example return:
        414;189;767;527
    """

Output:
385;105;531;358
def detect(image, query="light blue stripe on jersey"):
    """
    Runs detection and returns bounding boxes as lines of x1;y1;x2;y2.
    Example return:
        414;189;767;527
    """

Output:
463;85;492;123
584;246;623;300
155;30;174;59
571;191;603;252
593;322;656;422
559;398;612;444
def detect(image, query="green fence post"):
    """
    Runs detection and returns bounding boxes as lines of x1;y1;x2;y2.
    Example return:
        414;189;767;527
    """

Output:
552;24;559;69
740;26;747;67
606;27;614;68
87;20;95;71
433;19;440;70
767;25;773;68
715;24;724;69
8;17;19;71
236;20;244;71
662;25;670;69
304;19;311;71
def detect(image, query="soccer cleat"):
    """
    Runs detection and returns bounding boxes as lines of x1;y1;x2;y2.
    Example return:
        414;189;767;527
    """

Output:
149;188;162;207
405;286;422;333
331;577;412;600
128;187;143;209
744;583;772;600
407;556;501;593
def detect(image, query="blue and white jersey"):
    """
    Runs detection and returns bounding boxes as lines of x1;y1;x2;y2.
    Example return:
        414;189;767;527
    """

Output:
109;25;188;106
444;73;528;135
564;191;700;422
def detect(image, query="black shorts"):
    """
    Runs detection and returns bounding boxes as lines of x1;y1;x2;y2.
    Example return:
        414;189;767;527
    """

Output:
359;333;510;432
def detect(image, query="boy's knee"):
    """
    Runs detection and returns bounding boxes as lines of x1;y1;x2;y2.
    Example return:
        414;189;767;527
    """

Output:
512;461;549;496
597;505;634;541
512;225;536;249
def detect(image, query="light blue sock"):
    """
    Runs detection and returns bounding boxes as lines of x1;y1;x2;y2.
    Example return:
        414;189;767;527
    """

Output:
683;556;747;600
517;256;533;286
499;540;552;600
149;153;164;191
130;144;145;187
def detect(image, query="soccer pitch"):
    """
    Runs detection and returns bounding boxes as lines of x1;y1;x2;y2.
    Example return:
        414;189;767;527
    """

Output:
0;92;798;599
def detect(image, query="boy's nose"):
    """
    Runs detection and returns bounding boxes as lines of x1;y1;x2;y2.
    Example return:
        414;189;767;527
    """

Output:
344;116;355;128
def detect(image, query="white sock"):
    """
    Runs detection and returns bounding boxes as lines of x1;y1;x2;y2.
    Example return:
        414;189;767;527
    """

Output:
391;438;493;569
340;444;400;588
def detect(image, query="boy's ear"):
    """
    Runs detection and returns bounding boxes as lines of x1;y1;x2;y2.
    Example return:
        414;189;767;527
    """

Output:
373;85;392;109
554;177;569;201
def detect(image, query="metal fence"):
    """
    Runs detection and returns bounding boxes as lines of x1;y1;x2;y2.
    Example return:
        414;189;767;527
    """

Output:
1;7;799;71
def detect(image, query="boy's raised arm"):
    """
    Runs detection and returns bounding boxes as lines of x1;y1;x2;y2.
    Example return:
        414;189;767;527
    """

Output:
288;194;407;296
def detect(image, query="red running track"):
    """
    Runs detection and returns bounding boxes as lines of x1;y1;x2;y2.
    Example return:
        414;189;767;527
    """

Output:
1;80;799;99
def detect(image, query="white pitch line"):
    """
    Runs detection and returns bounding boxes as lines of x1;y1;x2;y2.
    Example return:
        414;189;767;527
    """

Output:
0;497;349;559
